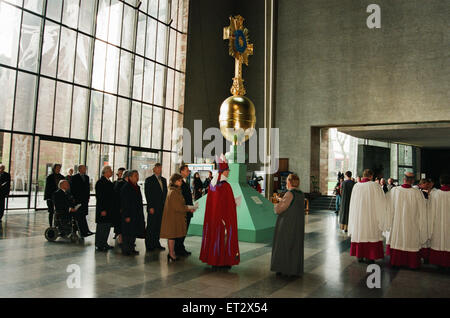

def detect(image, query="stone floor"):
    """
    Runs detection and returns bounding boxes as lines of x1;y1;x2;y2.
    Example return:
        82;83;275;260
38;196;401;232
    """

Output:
0;210;449;298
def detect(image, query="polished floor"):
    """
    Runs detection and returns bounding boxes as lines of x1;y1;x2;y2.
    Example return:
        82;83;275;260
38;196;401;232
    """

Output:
0;209;449;298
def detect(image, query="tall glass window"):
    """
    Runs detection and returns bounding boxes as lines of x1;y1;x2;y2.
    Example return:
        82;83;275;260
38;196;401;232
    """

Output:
0;0;189;210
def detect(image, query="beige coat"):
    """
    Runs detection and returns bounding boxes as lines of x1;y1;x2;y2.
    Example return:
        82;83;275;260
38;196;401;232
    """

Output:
160;186;189;239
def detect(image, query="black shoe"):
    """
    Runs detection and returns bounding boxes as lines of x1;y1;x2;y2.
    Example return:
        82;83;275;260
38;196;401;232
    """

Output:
122;251;132;256
157;246;166;251
96;246;107;252
83;232;94;237
167;254;177;262
358;258;364;263
132;250;139;255
183;250;192;256
106;245;114;250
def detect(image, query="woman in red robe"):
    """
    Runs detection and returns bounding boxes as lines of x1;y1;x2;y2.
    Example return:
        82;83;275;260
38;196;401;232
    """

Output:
199;158;240;270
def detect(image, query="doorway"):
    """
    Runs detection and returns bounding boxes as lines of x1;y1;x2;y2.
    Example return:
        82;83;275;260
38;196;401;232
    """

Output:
130;148;160;204
33;138;81;209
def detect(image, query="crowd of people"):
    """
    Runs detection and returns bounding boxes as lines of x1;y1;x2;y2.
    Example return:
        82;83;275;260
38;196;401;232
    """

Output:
38;163;200;257
1;161;448;275
337;169;450;270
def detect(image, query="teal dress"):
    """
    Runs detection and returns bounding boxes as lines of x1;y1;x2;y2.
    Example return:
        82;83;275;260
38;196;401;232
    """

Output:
270;189;305;276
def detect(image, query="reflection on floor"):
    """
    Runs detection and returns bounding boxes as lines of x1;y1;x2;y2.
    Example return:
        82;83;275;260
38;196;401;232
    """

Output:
0;210;449;298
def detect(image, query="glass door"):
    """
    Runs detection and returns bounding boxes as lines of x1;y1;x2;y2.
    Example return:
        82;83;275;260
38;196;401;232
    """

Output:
6;134;33;210
130;149;160;204
33;138;81;209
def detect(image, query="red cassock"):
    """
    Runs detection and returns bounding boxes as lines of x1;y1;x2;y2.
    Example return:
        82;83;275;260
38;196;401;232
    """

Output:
199;179;240;266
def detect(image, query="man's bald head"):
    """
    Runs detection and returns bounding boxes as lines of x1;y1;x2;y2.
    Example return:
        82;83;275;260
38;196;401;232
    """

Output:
404;172;415;185
0;164;5;173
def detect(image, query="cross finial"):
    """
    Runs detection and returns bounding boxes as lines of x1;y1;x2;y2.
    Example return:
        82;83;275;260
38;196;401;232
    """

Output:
223;15;253;96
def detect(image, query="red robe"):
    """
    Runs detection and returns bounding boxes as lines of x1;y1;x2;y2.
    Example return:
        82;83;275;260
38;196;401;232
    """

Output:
199;179;240;266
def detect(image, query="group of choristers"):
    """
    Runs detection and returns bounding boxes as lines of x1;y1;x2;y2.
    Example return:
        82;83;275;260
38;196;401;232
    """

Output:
347;169;450;269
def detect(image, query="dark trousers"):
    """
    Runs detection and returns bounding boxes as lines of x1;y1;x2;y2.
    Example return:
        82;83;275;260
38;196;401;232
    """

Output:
145;210;163;249
175;214;191;253
76;203;90;236
122;235;136;253
95;222;112;248
114;223;121;235
0;196;5;220
47;199;55;227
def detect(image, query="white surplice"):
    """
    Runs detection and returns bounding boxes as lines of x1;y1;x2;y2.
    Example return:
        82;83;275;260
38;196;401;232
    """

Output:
348;181;387;243
428;189;450;252
386;186;428;252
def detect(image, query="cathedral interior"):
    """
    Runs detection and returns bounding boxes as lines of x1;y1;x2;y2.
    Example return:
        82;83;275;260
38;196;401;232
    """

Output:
0;0;449;300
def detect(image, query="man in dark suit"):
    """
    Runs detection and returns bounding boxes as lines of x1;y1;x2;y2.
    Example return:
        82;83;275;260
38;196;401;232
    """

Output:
95;166;115;251
121;170;145;256
53;180;77;235
203;171;213;195
112;168;127;242
175;164;193;256
144;163;167;251
44;164;65;227
71;165;93;237
0;164;11;222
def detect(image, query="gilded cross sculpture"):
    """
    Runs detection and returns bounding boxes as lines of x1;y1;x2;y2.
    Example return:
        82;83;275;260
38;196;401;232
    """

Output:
223;15;254;96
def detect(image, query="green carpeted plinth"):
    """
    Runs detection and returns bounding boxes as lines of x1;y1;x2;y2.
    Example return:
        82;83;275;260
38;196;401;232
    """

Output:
188;146;277;243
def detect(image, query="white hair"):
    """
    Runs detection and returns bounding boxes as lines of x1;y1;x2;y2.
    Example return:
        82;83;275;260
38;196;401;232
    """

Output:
101;165;112;176
58;180;69;189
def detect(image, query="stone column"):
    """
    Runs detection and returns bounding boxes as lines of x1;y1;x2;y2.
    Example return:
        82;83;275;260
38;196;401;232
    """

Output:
310;127;320;193
319;128;329;195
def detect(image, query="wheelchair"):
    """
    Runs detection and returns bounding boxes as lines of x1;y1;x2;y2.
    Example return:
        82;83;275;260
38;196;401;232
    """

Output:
45;213;83;243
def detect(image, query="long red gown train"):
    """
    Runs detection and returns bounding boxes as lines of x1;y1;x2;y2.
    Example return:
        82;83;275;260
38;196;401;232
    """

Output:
199;179;240;266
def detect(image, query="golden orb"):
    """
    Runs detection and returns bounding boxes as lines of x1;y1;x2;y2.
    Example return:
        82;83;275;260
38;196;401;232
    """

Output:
219;95;256;144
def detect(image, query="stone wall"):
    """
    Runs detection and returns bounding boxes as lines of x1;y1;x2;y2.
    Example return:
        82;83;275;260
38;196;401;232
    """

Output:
275;0;449;192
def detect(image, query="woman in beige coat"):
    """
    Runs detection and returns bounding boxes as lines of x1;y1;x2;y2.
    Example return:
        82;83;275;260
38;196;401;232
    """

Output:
160;173;195;262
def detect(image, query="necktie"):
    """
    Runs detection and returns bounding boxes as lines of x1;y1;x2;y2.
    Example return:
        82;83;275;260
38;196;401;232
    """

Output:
157;175;163;191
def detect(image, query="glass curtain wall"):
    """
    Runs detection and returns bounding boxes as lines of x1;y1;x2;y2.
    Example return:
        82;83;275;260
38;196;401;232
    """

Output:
0;0;189;210
327;128;419;193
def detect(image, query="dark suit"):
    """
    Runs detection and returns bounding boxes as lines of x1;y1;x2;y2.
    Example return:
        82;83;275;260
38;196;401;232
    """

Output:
95;176;115;248
121;182;146;253
113;179;127;235
175;180;193;253
71;173;91;236
144;174;167;249
203;177;212;194
53;189;75;216
44;173;65;227
52;189;76;233
0;171;11;221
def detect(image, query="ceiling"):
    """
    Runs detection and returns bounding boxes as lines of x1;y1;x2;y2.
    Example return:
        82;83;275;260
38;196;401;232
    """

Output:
337;122;450;149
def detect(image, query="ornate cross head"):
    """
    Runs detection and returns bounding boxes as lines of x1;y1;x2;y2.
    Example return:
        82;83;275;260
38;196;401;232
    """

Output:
223;15;254;96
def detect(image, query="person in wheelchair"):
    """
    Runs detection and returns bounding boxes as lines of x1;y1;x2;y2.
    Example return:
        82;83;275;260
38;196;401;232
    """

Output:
45;180;79;241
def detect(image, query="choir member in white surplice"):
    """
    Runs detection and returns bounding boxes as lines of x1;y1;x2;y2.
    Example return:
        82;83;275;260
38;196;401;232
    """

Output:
418;178;436;263
348;169;387;263
428;175;450;268
386;172;428;269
